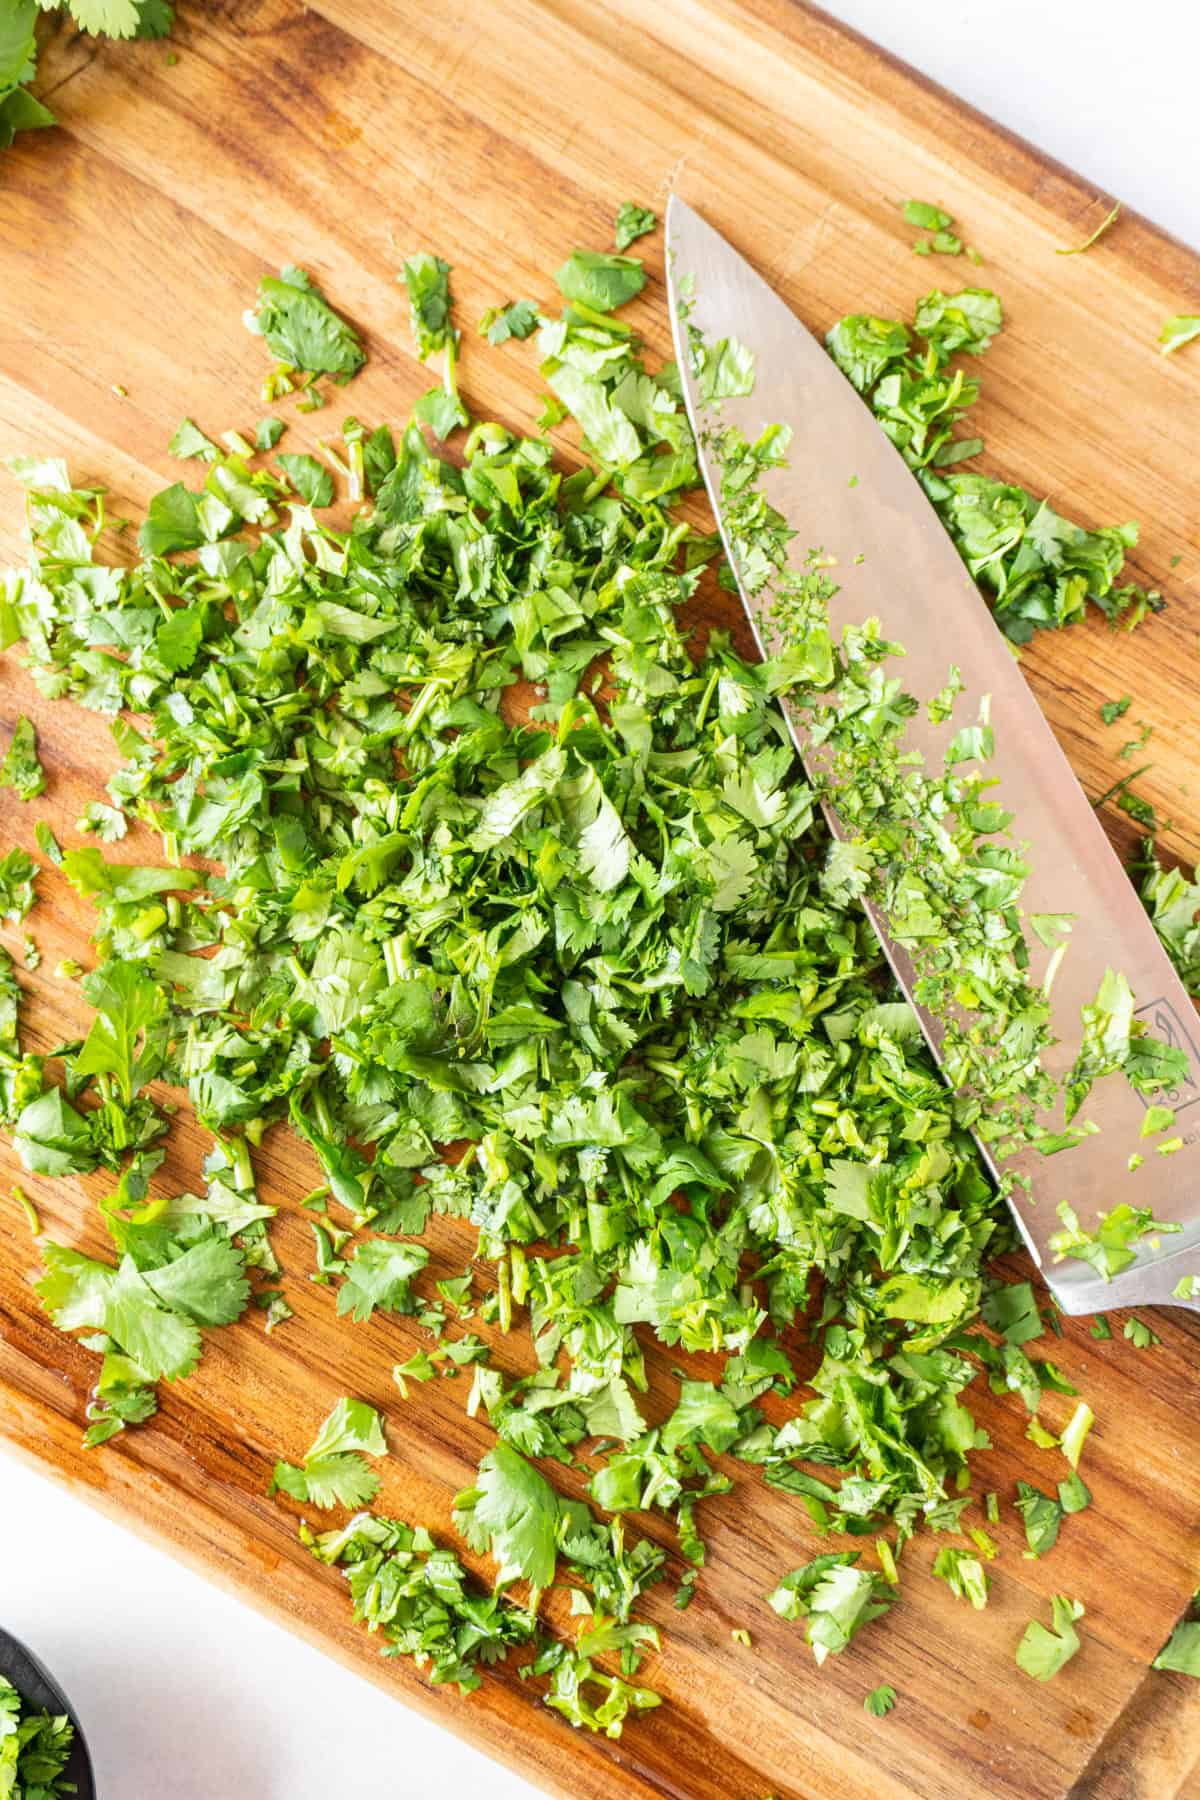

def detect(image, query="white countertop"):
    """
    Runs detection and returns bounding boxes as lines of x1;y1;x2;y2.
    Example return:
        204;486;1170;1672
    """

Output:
4;3;1196;1796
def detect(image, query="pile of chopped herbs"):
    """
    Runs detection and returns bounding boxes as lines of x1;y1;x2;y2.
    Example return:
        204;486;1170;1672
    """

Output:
0;1674;76;1798
0;212;1192;1735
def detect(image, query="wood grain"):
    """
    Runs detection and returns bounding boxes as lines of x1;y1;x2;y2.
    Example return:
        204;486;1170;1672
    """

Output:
2;3;1200;1797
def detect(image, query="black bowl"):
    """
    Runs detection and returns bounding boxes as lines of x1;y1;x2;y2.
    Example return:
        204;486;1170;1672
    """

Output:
0;1628;95;1799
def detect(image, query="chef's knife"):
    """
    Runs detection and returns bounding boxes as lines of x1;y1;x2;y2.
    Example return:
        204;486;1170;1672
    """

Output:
666;194;1200;1315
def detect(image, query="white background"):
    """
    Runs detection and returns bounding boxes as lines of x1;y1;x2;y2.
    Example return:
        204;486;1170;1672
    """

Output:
4;3;1198;1797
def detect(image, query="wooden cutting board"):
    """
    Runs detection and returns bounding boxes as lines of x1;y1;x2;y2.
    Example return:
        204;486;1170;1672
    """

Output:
3;4;1200;1797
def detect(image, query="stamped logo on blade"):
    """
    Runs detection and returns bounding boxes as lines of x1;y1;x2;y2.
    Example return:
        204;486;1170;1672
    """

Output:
1135;996;1200;1114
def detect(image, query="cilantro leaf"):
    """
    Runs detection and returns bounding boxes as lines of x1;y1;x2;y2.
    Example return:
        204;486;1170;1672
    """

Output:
276;452;334;507
903;200;953;231
13;1087;95;1176
138;480;208;556
0;715;44;800
37;1245;202;1381
864;1683;896;1716
454;1441;559;1591
0;0;39;95
293;1453;380;1511
1160;316;1200;356
0;84;54;152
248;266;365;381
168;417;218;462
479;299;539;346
554;248;646;313
0;847;36;923
78;800;128;841
67;0;143;38
1058;1470;1091;1514
661;1380;743;1455
695;334;756;402
401;253;456;359
614;202;657;251
141;1233;250;1327
981;1280;1043;1345
1014;1480;1063;1557
1016;1594;1084;1681
270;1397;387;1511
932;1546;990;1609
1154;1619;1200;1677
154;604;204;673
335;1237;429;1323
767;1554;893;1665
307;1395;388;1460
76;959;166;1105
412;386;468;441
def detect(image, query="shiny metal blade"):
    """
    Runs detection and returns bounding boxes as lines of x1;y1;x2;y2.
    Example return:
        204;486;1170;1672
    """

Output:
666;194;1200;1315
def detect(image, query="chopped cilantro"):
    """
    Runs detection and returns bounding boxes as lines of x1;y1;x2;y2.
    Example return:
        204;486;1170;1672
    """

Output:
1016;1594;1084;1681
255;415;285;450
903;200;953;231
554;247;646;313
1141;1103;1175;1137
827;292;1156;640
276;452;334;507
0;1673;77;1796
307;1510;537;1693
1056;201;1120;256
614;201;657;250
479;299;539;345
1058;1471;1091;1514
1160;316;1200;356
77;800;127;841
1137;841;1200;996
1100;695;1132;724
0;714;44;800
1014;1481;1063;1558
247;265;365;382
0;880;34;959
1060;1401;1094;1468
864;1683;896;1716
767;1554;893;1665
168;417;218;462
4;217;1194;1739
412;385;467;441
932;1546;990;1609
335;1237;428;1323
1154;1617;1200;1677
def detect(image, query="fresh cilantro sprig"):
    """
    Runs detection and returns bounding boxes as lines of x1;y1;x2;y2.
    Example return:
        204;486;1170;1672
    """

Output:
1;1;174;152
271;1397;387;1511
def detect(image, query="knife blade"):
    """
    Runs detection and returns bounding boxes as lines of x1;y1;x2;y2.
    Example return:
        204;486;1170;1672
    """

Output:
666;193;1200;1315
